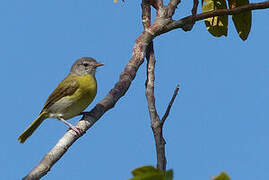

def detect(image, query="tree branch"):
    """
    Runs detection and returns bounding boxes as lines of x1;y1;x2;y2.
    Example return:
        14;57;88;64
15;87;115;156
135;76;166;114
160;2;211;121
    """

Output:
142;0;180;171
23;1;269;179
161;85;179;125
145;43;180;171
168;0;181;8
142;0;168;171
192;0;199;15
145;42;168;171
166;1;269;32
142;0;152;29
167;0;181;17
149;0;163;10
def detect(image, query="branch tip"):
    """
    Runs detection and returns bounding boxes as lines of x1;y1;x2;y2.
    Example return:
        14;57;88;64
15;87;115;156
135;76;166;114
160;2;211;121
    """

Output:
161;85;180;125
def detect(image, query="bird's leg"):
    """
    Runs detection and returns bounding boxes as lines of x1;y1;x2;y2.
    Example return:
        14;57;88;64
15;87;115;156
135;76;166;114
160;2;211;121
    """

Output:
57;116;82;136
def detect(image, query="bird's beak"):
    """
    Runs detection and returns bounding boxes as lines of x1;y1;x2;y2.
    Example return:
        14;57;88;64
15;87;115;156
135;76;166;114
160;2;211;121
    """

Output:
94;62;104;67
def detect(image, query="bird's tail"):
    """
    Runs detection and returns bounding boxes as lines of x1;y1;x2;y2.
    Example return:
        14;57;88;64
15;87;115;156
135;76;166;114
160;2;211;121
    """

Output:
18;112;48;143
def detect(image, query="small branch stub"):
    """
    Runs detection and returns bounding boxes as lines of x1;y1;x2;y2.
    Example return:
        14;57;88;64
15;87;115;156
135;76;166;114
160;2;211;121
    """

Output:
161;85;180;125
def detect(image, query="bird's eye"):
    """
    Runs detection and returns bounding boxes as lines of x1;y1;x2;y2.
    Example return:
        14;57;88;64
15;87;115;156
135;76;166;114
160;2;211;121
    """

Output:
83;63;89;67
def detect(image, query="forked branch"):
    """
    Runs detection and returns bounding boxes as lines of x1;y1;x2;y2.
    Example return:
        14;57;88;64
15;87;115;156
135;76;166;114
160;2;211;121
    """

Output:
143;0;179;171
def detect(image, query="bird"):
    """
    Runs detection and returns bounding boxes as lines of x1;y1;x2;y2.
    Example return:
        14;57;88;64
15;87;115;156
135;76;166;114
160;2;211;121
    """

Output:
18;57;103;143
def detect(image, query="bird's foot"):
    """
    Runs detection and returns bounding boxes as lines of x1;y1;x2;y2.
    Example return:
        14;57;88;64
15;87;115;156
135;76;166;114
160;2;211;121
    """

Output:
68;125;83;136
57;117;83;136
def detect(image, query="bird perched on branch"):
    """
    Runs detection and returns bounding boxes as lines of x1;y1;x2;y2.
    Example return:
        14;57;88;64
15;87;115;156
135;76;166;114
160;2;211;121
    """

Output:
18;57;104;143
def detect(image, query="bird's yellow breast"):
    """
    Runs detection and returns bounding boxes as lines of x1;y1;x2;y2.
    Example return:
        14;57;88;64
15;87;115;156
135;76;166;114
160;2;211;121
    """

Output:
72;74;97;102
48;74;97;120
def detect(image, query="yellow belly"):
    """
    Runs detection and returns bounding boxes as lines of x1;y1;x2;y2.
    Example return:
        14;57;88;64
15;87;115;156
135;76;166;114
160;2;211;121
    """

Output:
48;74;97;120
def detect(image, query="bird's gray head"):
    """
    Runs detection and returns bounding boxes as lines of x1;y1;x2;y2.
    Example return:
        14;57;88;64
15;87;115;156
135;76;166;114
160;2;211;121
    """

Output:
70;57;104;76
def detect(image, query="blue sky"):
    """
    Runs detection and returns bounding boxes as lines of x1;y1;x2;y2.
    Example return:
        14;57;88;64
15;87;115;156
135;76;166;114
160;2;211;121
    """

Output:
1;0;268;179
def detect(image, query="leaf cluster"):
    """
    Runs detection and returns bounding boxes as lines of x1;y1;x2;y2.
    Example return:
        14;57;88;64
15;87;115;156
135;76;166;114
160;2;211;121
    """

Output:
130;166;231;180
202;0;252;40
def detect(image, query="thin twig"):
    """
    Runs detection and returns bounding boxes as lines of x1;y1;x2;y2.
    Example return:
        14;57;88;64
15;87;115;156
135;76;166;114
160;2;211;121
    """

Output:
161;85;180;125
167;0;181;17
192;0;199;15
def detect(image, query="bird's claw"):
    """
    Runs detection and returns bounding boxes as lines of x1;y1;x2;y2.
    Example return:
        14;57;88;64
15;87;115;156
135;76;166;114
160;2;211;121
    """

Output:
68;126;83;136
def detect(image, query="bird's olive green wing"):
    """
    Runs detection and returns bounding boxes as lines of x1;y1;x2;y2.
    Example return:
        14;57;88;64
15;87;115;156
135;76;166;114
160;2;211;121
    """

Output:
41;75;79;112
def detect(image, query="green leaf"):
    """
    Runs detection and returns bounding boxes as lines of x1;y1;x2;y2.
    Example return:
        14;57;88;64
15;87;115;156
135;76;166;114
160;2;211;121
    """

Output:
132;166;160;176
202;0;228;37
130;173;164;180
212;172;231;180
130;166;163;180
164;170;173;180
130;166;173;180
228;0;252;41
